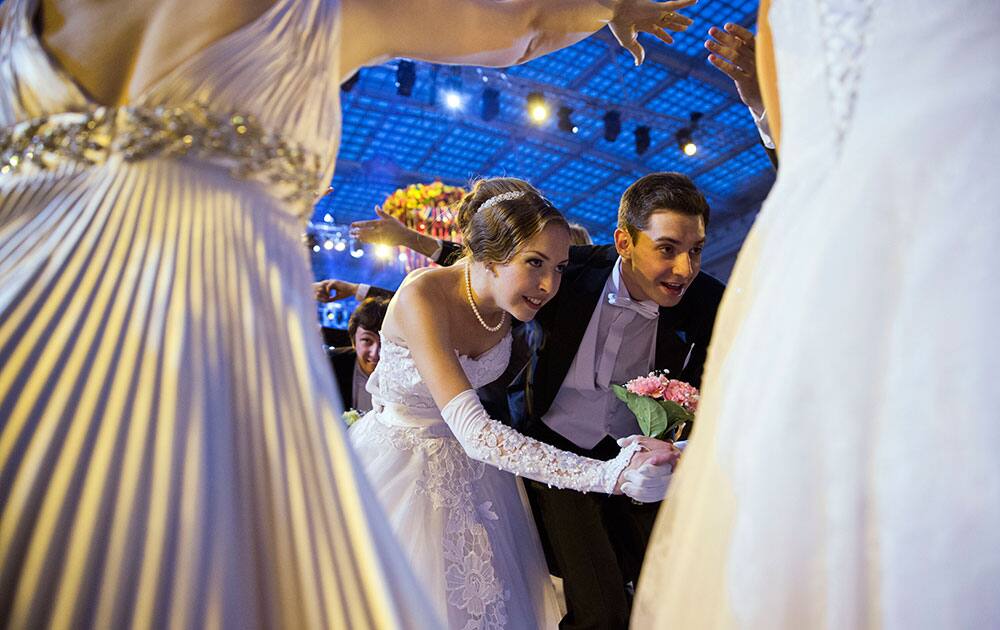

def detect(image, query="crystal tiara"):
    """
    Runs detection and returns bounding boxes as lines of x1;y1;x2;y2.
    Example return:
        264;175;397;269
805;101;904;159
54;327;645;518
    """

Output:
478;190;526;211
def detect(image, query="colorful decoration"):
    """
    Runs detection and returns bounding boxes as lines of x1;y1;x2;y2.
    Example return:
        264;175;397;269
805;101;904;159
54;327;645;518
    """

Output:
380;180;467;271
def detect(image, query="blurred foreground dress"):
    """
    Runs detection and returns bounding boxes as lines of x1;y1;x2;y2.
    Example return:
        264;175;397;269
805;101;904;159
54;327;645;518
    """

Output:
0;0;438;626
633;1;1000;628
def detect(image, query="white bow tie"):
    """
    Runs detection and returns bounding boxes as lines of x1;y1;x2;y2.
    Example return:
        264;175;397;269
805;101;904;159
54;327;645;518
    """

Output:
607;292;659;320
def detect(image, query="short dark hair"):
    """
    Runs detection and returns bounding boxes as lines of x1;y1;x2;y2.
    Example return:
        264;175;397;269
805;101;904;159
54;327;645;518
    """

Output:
618;172;710;238
348;297;389;341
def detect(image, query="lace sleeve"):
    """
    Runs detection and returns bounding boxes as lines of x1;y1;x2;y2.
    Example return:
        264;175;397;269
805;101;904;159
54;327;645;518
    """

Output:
440;389;641;494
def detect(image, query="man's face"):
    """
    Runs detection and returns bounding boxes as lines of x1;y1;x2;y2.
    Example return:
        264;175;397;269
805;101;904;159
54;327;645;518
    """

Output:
615;210;705;307
353;326;381;375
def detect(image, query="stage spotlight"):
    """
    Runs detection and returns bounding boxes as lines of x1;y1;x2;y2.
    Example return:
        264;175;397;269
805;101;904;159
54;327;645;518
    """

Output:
375;244;393;259
635;125;651;155
323;239;335;251
527;92;550;124
481;88;500;121
442;89;465;111
341;70;361;92
676;112;703;156
603;110;621;142
395;60;416;97
557;106;579;134
676;128;697;155
350;247;365;259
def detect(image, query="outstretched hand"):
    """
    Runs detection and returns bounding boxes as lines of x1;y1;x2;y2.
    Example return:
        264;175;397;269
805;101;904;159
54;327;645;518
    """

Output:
314;279;359;302
705;23;763;115
350;206;410;246
609;0;697;66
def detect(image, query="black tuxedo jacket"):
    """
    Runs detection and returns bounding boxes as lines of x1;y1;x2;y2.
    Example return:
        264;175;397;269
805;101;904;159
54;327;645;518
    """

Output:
512;244;725;440
328;347;357;409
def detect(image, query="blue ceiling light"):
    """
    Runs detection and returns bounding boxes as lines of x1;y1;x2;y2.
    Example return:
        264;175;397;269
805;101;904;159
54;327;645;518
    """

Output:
557;106;579;134
481;87;500;121
603;110;621;142
635;125;651;155
395;60;416;97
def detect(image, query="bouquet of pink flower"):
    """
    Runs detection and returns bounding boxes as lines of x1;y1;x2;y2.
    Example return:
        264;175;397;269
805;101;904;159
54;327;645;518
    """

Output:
612;371;700;440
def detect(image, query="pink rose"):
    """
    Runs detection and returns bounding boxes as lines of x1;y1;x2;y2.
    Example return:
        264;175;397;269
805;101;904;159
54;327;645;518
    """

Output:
625;375;666;399
662;380;700;412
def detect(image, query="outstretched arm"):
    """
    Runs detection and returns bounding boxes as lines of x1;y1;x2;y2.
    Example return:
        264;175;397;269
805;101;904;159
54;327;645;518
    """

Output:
756;0;781;152
704;22;777;164
386;272;678;496
339;0;696;78
350;208;464;266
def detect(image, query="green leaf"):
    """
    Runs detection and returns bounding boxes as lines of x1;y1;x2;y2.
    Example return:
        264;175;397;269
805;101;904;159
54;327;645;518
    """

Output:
612;384;695;440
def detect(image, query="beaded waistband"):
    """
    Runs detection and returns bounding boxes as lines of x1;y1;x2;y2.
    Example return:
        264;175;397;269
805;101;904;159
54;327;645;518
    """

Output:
0;103;325;214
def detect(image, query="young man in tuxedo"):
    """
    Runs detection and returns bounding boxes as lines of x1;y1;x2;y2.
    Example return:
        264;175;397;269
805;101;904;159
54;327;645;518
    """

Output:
510;172;725;629
327;297;389;413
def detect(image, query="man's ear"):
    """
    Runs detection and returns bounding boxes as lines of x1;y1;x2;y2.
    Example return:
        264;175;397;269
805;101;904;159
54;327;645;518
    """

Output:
614;227;634;260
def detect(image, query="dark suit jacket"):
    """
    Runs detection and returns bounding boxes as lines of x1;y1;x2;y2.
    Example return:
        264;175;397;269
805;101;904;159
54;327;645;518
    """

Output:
328;347;357;409
511;244;725;443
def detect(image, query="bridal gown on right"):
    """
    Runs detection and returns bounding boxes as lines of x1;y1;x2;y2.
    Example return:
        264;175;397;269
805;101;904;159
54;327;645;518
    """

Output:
634;1;1000;628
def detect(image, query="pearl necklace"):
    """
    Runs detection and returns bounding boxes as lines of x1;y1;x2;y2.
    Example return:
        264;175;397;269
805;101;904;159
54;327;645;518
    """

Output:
464;264;506;332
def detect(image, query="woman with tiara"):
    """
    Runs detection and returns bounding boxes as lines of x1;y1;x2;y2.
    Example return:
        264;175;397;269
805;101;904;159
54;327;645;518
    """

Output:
0;0;694;626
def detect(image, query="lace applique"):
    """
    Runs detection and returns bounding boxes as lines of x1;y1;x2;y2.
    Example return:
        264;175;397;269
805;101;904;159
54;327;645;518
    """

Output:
360;418;510;629
464;416;640;494
441;389;641;495
0;104;325;214
817;0;878;150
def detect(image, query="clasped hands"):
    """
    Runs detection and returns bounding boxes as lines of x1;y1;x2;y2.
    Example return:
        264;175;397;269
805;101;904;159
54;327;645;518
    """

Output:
614;436;683;503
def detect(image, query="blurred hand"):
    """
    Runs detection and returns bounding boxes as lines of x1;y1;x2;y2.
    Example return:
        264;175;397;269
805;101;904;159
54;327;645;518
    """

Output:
705;23;763;115
314;279;359;302
609;0;697;66
350;206;411;246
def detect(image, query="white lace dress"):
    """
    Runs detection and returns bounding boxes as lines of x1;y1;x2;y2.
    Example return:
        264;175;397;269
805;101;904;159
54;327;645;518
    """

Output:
633;1;1000;628
350;333;638;629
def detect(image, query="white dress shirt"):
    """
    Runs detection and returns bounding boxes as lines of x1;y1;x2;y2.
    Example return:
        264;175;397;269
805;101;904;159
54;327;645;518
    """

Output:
542;258;658;449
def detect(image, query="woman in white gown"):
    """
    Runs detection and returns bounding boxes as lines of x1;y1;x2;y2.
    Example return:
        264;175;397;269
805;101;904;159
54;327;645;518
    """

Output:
633;1;1000;628
349;177;678;629
0;0;696;627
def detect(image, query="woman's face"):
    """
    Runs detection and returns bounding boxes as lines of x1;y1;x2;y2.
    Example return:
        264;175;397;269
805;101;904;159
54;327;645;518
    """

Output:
490;223;571;322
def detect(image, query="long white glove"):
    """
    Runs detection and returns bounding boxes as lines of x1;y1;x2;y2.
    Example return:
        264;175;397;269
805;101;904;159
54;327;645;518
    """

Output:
619;463;673;503
441;389;641;494
617;439;686;503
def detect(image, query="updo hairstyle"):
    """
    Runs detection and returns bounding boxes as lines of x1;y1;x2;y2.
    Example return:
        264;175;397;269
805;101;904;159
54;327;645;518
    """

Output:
456;178;568;265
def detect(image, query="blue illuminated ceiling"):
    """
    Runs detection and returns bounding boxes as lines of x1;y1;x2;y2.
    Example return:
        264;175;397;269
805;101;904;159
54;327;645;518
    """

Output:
316;0;773;283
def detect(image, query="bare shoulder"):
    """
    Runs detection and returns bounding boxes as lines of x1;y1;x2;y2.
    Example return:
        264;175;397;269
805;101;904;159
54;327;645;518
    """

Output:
385;266;458;336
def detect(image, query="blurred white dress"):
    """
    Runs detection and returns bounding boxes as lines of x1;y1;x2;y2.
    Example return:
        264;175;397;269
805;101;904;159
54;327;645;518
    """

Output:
0;0;439;626
633;1;1000;628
